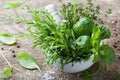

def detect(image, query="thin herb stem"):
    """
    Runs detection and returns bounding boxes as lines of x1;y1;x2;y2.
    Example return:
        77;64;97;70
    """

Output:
12;66;21;72
0;52;11;67
0;52;20;72
38;67;41;72
15;9;19;17
21;0;29;5
14;0;29;17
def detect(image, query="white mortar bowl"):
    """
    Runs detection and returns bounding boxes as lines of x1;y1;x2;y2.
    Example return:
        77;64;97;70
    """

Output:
55;55;94;73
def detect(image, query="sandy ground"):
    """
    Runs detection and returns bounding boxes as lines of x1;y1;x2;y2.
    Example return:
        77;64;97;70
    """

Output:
0;0;120;80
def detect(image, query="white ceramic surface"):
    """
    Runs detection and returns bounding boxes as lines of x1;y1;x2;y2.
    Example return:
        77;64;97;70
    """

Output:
45;4;63;24
55;55;94;73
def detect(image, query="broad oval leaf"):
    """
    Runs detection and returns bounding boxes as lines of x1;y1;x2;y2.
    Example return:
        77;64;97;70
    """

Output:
99;44;115;65
76;36;91;49
2;67;13;79
100;26;111;40
0;33;16;45
17;52;40;71
73;17;94;37
5;2;20;9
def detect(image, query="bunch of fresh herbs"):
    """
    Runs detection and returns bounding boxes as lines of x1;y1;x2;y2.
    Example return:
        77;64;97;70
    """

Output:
2;0;116;79
22;0;115;69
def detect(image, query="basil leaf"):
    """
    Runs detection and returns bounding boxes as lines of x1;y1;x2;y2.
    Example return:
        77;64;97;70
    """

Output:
100;26;111;39
99;44;115;65
17;52;40;71
91;26;101;48
76;36;91;49
5;2;20;9
92;48;100;63
73;17;94;37
0;33;16;45
2;67;13;79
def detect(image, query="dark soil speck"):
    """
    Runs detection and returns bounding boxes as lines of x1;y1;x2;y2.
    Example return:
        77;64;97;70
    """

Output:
16;45;20;48
12;50;15;53
13;54;16;58
113;45;117;49
1;47;4;50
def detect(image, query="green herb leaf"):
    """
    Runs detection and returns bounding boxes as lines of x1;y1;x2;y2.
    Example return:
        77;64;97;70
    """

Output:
17;52;40;71
99;44;115;65
106;9;112;14
81;71;95;80
92;48;100;63
5;2;20;9
100;26;111;40
0;33;16;45
87;0;92;3
76;36;91;49
116;74;120;80
2;67;13;79
73;17;94;37
81;65;102;80
91;26;101;48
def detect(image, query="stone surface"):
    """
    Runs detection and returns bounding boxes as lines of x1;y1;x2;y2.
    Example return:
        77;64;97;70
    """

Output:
0;0;120;80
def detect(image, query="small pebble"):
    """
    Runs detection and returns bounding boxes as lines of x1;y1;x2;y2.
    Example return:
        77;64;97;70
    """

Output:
111;21;114;24
33;71;35;73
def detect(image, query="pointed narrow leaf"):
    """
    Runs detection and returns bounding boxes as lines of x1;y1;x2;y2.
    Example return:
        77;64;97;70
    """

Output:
91;26;101;48
17;52;40;71
0;33;16;45
92;48;101;63
5;2;20;9
2;67;13;79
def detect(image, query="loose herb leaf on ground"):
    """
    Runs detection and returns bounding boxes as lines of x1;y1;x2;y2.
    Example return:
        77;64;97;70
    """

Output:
5;2;21;9
17;52;40;71
2;67;13;79
0;33;16;45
